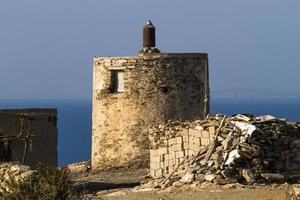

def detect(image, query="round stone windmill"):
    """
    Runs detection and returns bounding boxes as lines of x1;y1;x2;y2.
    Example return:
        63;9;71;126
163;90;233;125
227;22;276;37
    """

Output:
91;21;209;169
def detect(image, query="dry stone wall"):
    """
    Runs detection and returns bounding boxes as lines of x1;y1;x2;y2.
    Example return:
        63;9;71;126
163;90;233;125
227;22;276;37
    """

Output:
92;53;209;169
150;126;215;178
149;115;300;187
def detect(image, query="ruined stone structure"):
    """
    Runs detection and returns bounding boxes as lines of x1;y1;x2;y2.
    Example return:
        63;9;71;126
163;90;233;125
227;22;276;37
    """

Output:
149;124;215;178
0;109;57;168
149;115;300;186
92;21;210;169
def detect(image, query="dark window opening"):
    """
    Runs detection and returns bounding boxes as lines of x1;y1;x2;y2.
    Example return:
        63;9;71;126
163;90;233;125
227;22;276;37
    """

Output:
0;141;11;162
109;70;124;93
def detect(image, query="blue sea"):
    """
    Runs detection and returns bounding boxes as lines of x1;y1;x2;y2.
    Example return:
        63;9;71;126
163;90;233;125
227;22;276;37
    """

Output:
0;99;299;166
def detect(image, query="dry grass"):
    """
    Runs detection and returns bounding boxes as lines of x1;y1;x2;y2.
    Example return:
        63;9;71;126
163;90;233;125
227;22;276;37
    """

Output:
0;164;79;200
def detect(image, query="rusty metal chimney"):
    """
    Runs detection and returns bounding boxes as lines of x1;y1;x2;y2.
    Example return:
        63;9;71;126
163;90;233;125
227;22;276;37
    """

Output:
140;20;160;54
143;20;156;48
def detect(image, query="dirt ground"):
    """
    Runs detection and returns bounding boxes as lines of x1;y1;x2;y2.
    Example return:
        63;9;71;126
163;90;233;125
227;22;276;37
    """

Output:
71;167;290;200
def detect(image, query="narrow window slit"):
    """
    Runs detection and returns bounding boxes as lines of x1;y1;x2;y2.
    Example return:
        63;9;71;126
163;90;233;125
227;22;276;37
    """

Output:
110;70;124;93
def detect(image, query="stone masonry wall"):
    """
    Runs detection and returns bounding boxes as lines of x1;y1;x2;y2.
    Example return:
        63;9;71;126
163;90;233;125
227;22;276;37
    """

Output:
150;126;215;178
92;53;209;169
0;109;57;168
150;115;300;182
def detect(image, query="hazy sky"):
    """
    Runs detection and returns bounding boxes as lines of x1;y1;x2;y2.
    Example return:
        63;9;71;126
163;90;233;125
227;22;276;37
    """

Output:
1;0;300;100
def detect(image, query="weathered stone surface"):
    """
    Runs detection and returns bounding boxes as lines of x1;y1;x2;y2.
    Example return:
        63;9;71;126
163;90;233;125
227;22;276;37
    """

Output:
67;161;91;173
180;172;195;184
92;53;209;169
205;174;215;182
172;180;184;187
147;114;300;188
260;173;285;181
241;169;254;183
195;173;205;182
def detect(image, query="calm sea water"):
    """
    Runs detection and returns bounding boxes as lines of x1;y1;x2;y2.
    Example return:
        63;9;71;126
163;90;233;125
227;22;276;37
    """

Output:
0;99;299;166
211;100;300;122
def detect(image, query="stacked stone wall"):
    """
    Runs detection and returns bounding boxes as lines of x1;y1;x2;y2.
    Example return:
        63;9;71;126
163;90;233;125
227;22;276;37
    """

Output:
149;115;300;185
150;127;215;178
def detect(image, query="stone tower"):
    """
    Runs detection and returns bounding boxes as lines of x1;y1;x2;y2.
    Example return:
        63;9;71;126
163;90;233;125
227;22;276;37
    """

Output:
92;21;210;169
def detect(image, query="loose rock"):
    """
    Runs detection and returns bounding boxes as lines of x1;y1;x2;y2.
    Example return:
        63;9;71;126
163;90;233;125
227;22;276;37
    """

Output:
148;114;300;188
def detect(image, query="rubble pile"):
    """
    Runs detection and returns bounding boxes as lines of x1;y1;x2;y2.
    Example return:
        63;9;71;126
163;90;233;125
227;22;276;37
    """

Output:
0;163;35;194
149;114;300;187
